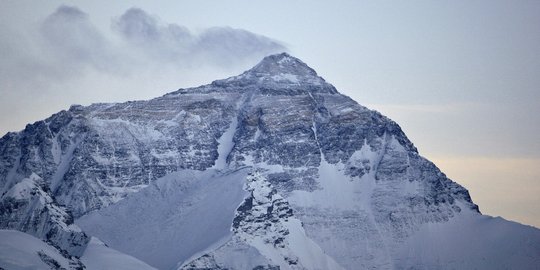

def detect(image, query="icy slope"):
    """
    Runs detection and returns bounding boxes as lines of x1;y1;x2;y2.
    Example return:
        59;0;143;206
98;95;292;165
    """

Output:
0;229;157;270
81;237;157;270
76;169;249;270
0;229;81;270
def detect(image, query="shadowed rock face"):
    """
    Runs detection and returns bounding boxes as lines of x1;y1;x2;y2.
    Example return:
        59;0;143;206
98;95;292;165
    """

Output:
0;53;484;267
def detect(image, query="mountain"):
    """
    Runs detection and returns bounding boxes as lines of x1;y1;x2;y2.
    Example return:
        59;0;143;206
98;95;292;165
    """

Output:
1;53;539;270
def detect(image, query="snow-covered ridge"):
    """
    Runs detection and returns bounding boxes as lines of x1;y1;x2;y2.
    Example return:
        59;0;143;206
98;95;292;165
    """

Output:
0;229;155;270
168;53;339;95
181;169;345;270
0;230;83;270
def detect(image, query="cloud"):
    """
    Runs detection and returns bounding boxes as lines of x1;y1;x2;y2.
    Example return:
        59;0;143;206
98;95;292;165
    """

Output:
113;8;164;42
39;5;116;75
1;5;286;84
196;26;286;66
112;8;285;67
0;5;287;136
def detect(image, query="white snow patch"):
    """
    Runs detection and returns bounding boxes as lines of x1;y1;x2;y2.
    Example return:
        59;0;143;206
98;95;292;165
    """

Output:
340;107;354;113
4;173;41;200
244;218;346;270
51;134;61;164
0;230;72;270
271;73;299;83
1;153;21;195
288;141;381;211
213;116;238;169
90;118;166;143
277;55;293;65
51;137;82;192
253;127;261;141
284;219;346;270
82;237;157;270
105;184;149;204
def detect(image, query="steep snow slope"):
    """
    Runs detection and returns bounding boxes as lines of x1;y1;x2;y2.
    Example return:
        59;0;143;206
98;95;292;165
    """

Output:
0;230;78;270
1;53;539;269
81;237;157;270
180;170;346;270
76;169;249;270
0;229;155;270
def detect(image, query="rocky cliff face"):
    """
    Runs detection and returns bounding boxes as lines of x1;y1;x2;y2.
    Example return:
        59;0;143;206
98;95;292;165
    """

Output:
1;53;538;270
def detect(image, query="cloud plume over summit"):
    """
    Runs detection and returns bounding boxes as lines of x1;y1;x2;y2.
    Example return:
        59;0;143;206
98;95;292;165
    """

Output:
0;5;286;136
34;5;286;75
112;8;285;67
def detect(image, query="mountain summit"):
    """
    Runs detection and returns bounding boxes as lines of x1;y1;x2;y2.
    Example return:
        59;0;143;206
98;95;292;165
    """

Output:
247;52;319;77
1;53;539;270
207;52;337;95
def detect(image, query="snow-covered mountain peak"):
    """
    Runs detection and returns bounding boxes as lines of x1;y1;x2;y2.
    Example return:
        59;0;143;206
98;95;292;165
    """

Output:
204;53;338;95
1;53;539;270
249;52;317;77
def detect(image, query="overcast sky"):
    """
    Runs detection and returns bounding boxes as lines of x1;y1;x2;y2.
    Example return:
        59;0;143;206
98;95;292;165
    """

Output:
1;0;539;227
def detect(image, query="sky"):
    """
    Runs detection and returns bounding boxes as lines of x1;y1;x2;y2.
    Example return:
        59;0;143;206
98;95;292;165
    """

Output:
1;1;539;228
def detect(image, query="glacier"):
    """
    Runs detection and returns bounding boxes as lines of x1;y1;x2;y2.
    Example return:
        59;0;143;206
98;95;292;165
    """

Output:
0;52;539;269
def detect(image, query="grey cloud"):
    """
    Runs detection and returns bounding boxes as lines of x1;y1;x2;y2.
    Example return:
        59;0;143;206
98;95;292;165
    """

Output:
40;5;114;72
113;8;188;43
113;8;286;66
6;5;286;82
196;26;286;66
112;8;193;62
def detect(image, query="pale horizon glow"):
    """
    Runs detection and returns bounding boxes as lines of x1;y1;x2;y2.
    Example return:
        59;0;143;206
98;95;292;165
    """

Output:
432;157;540;228
0;1;539;228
